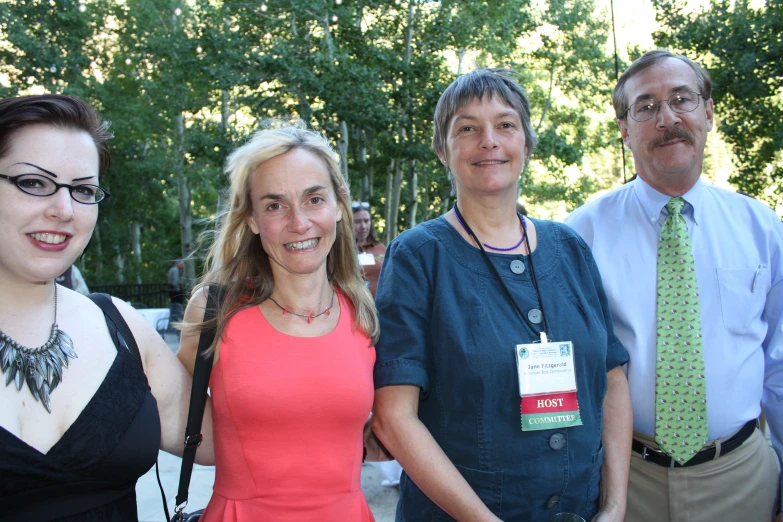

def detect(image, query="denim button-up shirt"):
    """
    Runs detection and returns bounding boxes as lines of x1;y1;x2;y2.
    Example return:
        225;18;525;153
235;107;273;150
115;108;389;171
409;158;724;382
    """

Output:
375;217;628;521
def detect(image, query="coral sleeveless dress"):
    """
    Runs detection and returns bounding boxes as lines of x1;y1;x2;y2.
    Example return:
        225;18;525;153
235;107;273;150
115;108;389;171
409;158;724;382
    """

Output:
201;292;376;522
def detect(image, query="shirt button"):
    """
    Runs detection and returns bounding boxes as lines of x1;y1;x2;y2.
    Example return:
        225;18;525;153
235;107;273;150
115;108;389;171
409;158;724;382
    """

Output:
549;433;566;450
510;260;525;274
528;308;543;324
545;495;561;509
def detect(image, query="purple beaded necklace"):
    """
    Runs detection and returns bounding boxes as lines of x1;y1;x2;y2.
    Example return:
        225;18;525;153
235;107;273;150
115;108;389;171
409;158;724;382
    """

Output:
452;203;527;252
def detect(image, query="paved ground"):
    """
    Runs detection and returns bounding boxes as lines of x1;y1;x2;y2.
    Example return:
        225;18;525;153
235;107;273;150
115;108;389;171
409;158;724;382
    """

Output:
136;332;399;521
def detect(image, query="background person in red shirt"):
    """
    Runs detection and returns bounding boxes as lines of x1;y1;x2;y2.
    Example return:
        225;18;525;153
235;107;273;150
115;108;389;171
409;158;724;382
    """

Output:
353;202;386;298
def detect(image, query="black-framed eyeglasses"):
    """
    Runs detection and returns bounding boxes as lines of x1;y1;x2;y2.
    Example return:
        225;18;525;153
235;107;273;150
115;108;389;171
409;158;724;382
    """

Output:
0;173;110;204
625;90;702;122
352;201;370;211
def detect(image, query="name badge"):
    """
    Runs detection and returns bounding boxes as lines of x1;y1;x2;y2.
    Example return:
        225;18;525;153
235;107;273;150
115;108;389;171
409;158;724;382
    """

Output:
515;341;582;431
358;252;376;266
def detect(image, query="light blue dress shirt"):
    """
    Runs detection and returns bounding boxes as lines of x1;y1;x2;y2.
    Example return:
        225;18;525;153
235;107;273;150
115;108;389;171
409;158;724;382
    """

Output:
566;177;783;482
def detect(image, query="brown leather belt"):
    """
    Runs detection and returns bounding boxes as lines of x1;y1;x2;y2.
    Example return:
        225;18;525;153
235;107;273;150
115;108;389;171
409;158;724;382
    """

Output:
632;420;756;468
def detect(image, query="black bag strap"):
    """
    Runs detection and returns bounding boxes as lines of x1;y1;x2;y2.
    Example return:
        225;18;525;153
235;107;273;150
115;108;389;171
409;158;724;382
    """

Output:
174;287;222;512
87;293;142;368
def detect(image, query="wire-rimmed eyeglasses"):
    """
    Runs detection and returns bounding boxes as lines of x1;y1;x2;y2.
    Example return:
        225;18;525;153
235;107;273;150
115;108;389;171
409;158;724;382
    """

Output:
625;90;702;122
0;173;110;204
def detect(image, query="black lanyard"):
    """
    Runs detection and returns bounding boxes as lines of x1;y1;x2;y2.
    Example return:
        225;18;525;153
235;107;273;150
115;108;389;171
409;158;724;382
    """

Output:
453;204;550;340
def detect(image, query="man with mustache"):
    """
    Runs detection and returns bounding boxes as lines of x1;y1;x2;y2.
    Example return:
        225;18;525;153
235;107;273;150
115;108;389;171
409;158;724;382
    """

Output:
567;50;782;522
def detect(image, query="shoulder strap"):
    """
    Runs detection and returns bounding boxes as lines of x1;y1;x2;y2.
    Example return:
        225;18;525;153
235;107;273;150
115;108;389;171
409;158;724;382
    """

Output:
175;287;222;511
87;293;142;368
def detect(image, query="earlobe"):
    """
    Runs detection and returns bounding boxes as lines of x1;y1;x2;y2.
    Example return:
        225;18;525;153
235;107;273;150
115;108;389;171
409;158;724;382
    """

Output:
618;119;632;149
436;149;448;168
246;215;259;235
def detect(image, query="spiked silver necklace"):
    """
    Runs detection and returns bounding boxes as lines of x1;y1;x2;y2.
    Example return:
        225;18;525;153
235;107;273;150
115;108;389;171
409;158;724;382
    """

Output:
0;284;76;413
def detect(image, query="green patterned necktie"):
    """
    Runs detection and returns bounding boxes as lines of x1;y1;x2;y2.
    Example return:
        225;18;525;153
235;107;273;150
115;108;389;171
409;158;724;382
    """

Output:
654;197;707;464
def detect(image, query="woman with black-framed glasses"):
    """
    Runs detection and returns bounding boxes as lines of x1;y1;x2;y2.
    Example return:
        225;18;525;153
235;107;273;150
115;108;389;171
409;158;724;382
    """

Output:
0;172;110;204
0;94;212;521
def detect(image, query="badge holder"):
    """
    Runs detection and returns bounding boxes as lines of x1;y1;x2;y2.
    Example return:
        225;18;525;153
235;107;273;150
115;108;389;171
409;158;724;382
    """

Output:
358;252;376;266
516;333;582;431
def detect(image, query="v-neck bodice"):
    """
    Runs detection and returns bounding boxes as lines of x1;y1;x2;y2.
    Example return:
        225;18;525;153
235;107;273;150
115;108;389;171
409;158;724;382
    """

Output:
0;310;160;521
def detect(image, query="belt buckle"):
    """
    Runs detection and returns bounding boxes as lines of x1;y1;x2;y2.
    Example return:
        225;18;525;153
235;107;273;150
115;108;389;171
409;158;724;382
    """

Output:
641;444;670;464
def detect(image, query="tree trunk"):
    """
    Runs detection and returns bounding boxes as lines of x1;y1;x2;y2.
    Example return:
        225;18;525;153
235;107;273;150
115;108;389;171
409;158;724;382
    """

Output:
384;160;394;244
367;135;375;200
408;159;418;228
114;249;125;284
321;10;334;61
174;113;195;286
338;120;349;180
289;10;298;38
220;89;230;134
388;139;405;241
422;168;429;222
93;225;103;281
385;1;416;239
357;129;369;203
131;221;142;284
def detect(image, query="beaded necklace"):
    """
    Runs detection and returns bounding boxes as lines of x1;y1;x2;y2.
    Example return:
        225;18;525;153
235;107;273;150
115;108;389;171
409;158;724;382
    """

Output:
268;287;336;324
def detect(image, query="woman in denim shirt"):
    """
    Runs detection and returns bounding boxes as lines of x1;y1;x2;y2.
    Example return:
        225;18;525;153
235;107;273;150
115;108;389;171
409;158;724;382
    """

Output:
372;70;632;522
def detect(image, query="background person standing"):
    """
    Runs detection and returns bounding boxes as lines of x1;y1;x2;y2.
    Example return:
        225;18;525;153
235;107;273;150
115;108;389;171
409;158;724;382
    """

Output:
167;259;184;303
353;202;386;299
167;259;185;324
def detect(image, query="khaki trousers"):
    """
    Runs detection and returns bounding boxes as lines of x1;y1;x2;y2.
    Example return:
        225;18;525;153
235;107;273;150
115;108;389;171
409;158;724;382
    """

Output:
626;428;779;522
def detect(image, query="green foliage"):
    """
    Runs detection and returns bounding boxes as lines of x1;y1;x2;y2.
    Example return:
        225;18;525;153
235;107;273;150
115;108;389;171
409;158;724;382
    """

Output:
1;0;628;284
653;0;783;200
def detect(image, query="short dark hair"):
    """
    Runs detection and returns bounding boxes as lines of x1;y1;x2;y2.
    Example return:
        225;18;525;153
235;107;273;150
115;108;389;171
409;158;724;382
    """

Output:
613;50;713;121
432;68;538;161
0;94;113;177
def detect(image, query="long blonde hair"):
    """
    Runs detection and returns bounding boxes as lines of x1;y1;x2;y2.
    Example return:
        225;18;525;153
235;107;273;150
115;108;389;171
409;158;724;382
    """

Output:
182;122;379;351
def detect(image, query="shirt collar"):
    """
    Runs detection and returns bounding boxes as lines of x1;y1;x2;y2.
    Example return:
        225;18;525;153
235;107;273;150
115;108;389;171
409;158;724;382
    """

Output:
633;176;703;227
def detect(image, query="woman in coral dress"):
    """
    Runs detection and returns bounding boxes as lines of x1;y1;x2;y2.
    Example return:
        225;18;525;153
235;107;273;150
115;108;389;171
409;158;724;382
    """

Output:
178;124;385;522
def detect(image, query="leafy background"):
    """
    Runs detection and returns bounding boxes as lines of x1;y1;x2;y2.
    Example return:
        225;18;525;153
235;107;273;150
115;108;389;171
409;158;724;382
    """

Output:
1;0;779;288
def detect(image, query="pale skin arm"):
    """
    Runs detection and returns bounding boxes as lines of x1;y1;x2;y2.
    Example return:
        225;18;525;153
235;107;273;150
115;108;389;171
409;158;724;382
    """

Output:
111;297;215;465
372;385;502;522
593;366;632;522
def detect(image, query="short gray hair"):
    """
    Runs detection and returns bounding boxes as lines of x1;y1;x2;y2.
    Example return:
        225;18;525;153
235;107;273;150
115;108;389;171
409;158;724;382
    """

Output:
613;50;713;120
432;69;538;161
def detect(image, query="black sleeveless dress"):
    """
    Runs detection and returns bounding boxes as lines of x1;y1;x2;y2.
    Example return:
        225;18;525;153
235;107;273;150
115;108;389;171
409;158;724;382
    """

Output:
0;309;161;521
